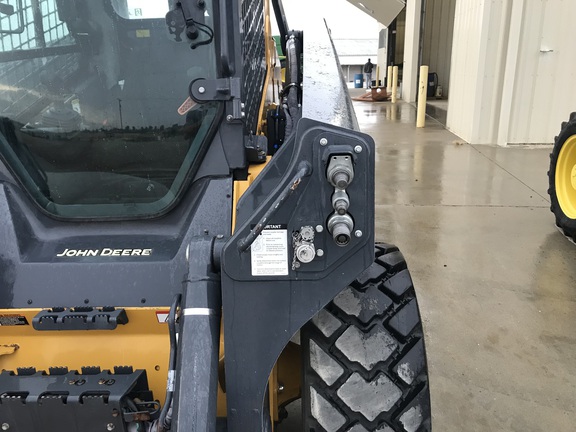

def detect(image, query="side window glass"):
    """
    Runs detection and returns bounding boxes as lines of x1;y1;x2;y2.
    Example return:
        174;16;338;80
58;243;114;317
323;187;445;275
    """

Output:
0;0;71;51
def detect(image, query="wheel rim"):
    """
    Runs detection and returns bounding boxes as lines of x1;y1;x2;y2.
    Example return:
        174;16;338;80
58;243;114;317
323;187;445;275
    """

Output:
556;135;576;219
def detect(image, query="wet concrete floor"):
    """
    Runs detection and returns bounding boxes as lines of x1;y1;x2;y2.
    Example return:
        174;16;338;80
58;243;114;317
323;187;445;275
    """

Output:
280;92;576;431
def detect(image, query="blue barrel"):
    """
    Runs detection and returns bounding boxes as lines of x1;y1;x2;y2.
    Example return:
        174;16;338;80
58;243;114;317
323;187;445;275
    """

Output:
354;73;363;88
427;72;438;97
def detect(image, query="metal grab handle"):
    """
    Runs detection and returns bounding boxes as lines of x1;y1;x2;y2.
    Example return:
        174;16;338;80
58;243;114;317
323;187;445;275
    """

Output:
218;0;234;76
237;162;312;252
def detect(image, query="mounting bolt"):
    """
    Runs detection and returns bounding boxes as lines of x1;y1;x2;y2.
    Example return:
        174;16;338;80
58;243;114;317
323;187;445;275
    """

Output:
241;103;246;109
226;115;233;122
320;138;328;146
317;249;324;257
315;225;324;233
354;145;363;153
198;86;206;94
106;424;115;431
355;230;363;238
2;423;9;431
241;111;246;118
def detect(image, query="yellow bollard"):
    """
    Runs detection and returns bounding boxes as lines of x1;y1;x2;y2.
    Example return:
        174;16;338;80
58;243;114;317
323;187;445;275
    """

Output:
391;66;398;103
417;65;429;128
387;65;393;91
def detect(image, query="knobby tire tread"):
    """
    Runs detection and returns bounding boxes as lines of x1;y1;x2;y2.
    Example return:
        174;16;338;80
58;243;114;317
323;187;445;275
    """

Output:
302;244;431;432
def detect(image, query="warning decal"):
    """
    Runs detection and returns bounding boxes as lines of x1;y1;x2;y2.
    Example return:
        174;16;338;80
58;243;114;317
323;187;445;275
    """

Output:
0;315;29;326
250;225;289;276
156;311;170;323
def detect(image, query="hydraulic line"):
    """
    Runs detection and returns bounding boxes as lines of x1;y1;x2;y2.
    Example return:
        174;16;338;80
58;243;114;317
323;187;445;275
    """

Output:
283;33;302;139
158;294;181;431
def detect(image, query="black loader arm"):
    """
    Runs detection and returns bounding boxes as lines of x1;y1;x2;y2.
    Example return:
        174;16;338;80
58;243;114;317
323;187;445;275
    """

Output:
220;117;375;431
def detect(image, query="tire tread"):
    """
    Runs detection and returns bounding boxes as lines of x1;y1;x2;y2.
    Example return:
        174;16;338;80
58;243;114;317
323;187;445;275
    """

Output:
302;245;431;432
548;113;576;241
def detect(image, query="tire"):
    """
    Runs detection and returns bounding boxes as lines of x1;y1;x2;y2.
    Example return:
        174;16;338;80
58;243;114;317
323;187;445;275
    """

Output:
548;112;576;241
301;244;431;432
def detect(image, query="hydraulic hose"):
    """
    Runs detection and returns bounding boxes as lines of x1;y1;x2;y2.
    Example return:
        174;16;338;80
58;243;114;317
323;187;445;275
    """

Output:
283;33;302;138
158;294;181;431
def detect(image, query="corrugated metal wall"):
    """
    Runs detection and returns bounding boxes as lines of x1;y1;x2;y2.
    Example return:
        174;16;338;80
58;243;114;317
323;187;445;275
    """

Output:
506;0;576;144
447;0;576;145
447;0;512;144
421;0;455;98
446;0;486;143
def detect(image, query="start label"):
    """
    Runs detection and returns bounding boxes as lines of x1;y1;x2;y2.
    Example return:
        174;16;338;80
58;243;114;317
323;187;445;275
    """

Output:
250;225;289;276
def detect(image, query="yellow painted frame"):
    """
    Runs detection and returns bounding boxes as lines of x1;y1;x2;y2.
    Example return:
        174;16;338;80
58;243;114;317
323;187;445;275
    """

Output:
0;0;301;426
0;308;170;405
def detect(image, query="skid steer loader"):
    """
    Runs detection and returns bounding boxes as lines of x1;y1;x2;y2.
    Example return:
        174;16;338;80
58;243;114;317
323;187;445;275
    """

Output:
0;0;431;431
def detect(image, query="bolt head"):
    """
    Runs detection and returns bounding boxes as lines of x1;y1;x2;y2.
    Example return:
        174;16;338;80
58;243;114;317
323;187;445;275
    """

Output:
354;230;363;238
317;249;324;257
320;138;328;146
354;145;363;153
226;115;233;122
2;423;9;431
315;225;324;233
106;424;115;431
198;86;206;94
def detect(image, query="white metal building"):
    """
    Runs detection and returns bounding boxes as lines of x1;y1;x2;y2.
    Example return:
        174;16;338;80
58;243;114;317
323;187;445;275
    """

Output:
332;39;378;84
347;0;576;146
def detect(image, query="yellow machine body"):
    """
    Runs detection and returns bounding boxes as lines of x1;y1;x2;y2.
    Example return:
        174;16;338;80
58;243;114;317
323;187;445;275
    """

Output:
0;0;300;424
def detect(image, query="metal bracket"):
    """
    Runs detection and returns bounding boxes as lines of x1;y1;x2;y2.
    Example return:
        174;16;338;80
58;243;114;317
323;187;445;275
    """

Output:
32;307;128;331
0;367;153;432
189;77;241;102
189;78;244;121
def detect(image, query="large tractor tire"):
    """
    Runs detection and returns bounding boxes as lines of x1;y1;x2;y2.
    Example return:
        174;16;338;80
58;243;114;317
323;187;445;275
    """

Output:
302;244;431;432
548;112;576;241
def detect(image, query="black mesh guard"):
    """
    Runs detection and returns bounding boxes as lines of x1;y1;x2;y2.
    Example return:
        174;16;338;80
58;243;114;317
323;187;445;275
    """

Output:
242;0;267;135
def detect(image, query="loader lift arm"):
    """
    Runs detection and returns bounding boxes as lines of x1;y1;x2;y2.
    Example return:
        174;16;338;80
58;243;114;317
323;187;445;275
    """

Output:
220;119;375;432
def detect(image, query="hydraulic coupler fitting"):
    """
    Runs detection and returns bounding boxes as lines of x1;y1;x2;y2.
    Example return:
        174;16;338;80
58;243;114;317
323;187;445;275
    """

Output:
327;213;354;247
327;155;354;189
332;189;350;215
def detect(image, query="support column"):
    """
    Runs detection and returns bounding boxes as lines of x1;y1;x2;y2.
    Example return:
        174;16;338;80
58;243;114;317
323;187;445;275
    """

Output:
446;0;513;144
417;65;429;127
391;66;398;103
402;0;423;103
497;0;525;146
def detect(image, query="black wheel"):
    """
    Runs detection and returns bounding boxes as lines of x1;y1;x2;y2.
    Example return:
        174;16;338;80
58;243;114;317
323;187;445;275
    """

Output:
301;244;431;432
548;112;576;241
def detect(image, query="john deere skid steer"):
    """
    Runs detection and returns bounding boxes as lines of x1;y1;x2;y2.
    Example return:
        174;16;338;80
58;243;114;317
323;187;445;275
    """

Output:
0;0;431;431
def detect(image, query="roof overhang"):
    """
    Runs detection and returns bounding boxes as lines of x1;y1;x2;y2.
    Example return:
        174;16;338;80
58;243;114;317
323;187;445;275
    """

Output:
346;0;405;27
